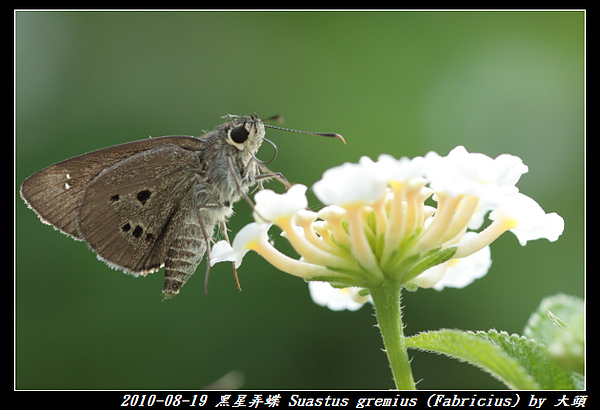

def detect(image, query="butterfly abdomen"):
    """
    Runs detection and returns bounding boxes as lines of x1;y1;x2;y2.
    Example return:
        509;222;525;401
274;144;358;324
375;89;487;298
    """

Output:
162;220;211;298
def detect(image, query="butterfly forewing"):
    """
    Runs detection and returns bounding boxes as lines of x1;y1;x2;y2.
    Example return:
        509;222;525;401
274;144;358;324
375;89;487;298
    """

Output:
20;136;205;237
21;156;97;240
21;136;209;273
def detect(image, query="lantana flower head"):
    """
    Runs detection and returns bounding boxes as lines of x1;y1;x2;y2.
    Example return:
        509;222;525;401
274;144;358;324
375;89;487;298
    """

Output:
210;146;564;311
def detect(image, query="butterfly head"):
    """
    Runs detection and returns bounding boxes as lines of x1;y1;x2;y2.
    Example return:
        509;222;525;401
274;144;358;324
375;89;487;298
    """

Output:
223;115;265;155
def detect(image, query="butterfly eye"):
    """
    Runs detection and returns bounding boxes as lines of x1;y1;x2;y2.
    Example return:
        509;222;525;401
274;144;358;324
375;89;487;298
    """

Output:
229;125;250;144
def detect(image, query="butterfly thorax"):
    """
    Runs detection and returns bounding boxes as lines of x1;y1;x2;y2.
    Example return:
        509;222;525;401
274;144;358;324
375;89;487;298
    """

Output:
194;116;265;215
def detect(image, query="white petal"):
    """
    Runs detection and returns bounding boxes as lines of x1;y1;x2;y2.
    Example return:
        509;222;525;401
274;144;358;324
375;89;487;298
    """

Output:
308;281;370;311
209;240;239;266
359;154;427;183
209;222;272;268
253;184;308;223
491;193;565;245
410;263;447;289
425;146;528;204
493;153;529;189
316;204;346;219
313;161;387;206
432;245;491;290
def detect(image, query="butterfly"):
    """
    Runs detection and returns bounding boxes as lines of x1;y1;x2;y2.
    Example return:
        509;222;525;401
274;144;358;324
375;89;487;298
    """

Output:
20;115;343;298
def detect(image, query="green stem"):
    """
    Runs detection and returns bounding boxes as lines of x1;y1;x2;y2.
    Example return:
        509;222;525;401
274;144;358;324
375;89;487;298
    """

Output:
369;280;416;390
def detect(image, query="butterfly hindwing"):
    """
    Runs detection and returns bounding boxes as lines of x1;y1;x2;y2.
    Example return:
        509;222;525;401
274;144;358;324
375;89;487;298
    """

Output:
79;143;205;276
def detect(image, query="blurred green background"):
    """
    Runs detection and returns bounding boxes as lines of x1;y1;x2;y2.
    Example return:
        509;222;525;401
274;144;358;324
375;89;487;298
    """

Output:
16;11;584;390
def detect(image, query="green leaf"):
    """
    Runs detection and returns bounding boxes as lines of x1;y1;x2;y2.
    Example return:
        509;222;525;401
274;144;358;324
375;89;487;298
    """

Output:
406;329;580;390
405;246;457;282
524;294;585;375
479;330;581;389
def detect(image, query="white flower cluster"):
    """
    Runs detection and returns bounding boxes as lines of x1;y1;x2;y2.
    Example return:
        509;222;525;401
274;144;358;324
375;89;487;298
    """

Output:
210;146;564;311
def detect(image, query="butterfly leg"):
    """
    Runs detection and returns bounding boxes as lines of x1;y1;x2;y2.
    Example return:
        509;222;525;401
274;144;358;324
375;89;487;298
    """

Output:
226;156;268;222
195;207;242;293
199;214;214;294
217;219;242;292
256;162;290;189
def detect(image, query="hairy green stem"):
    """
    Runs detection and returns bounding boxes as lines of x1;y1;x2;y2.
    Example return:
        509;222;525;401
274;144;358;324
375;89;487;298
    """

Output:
369;280;416;390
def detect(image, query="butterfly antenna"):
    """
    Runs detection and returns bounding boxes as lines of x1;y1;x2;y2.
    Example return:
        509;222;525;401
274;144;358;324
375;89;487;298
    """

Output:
264;124;346;144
